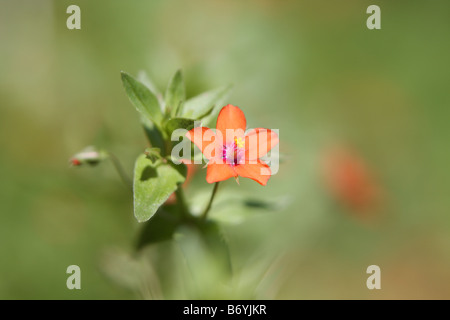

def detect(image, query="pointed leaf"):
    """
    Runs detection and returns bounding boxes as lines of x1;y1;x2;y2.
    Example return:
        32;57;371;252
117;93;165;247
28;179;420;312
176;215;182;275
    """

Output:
189;190;290;225
194;104;215;120
165;117;195;137
137;70;164;108
121;71;163;127
165;69;185;117
182;84;233;121
133;155;186;222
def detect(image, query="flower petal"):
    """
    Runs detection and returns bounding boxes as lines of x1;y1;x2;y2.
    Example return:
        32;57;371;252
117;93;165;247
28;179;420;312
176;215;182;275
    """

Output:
206;162;237;183
244;128;279;161
216;105;247;143
186;127;217;159
234;159;271;186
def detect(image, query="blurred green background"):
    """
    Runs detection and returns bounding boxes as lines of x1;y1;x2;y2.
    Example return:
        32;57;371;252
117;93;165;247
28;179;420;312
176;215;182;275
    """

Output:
1;0;450;299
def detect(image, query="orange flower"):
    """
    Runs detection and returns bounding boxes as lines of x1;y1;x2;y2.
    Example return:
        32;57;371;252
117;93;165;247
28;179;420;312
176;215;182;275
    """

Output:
186;104;278;185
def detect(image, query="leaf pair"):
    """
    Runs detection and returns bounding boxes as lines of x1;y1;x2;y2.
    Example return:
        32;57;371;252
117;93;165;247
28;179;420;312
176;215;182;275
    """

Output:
121;70;186;131
121;70;232;140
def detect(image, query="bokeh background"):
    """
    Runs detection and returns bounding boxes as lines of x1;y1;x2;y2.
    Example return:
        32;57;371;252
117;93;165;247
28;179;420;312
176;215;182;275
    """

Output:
1;0;450;299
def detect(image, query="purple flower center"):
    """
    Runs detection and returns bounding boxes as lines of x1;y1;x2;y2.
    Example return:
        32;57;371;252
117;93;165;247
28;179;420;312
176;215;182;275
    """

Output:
222;141;244;166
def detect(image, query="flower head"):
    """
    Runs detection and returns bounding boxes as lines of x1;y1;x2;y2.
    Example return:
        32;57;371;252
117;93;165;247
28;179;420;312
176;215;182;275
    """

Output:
186;104;278;185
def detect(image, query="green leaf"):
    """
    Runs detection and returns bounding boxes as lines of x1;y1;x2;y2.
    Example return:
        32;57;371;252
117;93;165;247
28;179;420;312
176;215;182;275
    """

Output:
133;155;186;222
175;221;231;283
182;84;233;121
189;190;290;225
144;147;162;164
194;104;215;120
121;71;163;128
165;117;195;137
136;205;181;250
141;115;166;155
137;70;164;108
165;69;185;117
197;221;231;275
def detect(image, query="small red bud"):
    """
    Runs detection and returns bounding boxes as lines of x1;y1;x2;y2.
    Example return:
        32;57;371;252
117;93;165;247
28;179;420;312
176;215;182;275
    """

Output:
71;158;82;166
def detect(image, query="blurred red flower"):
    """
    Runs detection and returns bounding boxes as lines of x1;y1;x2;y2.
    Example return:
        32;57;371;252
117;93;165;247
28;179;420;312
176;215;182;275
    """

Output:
322;146;381;219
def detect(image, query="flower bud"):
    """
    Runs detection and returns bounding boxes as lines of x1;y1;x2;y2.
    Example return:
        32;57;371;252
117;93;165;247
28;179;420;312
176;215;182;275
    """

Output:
70;146;108;166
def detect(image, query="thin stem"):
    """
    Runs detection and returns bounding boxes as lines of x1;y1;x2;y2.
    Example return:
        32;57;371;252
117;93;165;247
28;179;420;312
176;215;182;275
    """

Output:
201;182;220;221
108;152;133;190
175;187;191;220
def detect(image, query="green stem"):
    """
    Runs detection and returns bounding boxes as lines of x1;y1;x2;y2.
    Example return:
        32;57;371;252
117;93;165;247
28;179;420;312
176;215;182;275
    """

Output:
201;182;220;221
175;187;190;220
108;152;133;190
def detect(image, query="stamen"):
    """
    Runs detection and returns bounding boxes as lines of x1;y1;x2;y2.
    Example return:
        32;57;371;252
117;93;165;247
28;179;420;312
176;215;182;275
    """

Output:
235;137;245;149
222;140;244;166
